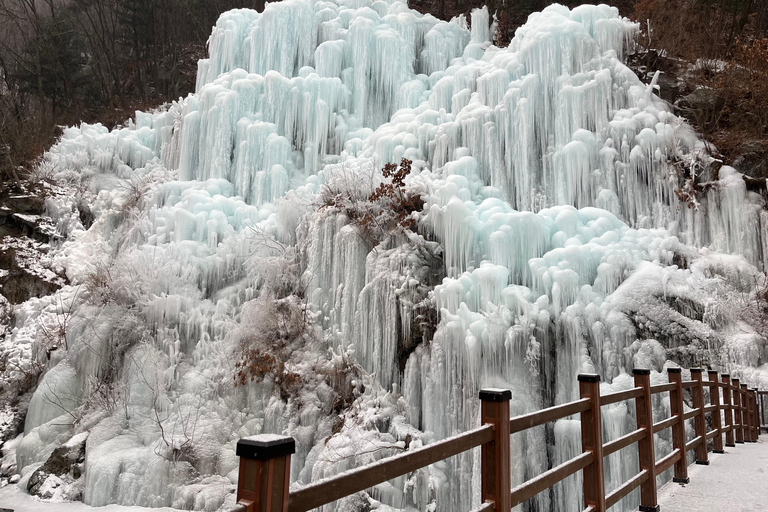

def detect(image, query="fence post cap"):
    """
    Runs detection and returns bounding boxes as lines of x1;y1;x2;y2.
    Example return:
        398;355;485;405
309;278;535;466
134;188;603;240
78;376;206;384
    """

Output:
667;367;682;374
577;373;600;383
632;368;651;375
690;368;704;374
741;383;748;389
721;373;730;378
237;434;295;460
479;388;512;401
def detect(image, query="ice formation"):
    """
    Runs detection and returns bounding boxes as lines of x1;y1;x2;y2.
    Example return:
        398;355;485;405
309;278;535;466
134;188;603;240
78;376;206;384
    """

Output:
3;2;768;512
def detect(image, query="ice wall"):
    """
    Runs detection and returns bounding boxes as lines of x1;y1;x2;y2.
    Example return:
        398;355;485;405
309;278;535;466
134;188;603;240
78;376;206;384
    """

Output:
7;1;768;512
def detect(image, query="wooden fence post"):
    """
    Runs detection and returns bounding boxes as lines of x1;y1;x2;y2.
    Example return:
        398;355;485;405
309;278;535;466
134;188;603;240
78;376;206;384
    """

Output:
690;369;709;465
707;370;724;454
741;384;750;442
236;435;295;512
578;374;606;512
754;390;762;438
721;374;735;447
742;384;754;443
480;389;512;512
732;378;744;444
633;369;658;512
668;368;689;483
749;389;758;442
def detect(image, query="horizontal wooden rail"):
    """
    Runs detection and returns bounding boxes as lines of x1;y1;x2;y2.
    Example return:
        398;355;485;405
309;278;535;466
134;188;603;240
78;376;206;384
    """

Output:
653;415;678;433
510;452;593;507
683;409;698;421
234;369;762;512
650;382;676;394
467;501;494;512
685;435;703;452
655;448;682;474
605;469;648;509
601;387;643;406
603;428;645;457
289;424;494;512
509;399;590;433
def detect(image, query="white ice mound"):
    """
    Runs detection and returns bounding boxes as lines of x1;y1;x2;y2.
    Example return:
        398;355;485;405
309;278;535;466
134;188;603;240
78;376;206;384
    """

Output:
10;1;768;512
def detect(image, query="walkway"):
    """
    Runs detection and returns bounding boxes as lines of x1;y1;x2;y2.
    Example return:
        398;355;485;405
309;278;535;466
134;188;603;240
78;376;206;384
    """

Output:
656;437;768;512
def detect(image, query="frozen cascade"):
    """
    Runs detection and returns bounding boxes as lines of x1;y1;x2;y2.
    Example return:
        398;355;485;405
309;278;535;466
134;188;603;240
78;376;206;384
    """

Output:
5;2;768;512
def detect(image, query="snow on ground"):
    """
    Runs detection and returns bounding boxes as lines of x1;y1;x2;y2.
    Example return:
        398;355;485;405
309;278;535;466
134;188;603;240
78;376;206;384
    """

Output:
657;436;768;511
0;484;183;512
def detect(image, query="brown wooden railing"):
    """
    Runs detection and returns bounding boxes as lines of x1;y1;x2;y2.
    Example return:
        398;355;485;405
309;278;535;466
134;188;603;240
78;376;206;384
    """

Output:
759;390;768;433
232;368;762;512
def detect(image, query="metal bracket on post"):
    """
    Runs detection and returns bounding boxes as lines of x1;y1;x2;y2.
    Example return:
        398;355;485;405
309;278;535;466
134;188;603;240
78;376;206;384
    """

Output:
633;369;659;512
236;435;295;512
579;374;606;512
668;368;689;484
691;369;709;465
708;370;724;454
480;388;512;512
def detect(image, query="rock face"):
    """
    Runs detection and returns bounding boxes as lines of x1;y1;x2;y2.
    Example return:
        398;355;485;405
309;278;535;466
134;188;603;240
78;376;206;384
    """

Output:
677;86;725;112
626;50;681;104
0;295;9;338
654;71;680;104
0;185;66;304
733;141;768;180
27;432;87;500
675;87;725;129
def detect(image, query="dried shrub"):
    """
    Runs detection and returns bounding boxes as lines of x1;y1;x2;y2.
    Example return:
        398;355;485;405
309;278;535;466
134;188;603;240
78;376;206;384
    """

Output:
233;297;308;401
234;348;304;401
633;0;757;60
320;158;423;247
713;39;768;137
365;158;423;233
672;152;718;210
317;352;364;415
632;1;768;162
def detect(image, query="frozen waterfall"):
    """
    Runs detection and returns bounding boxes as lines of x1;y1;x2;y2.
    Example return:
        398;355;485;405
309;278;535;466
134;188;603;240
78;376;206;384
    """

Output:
5;2;768;512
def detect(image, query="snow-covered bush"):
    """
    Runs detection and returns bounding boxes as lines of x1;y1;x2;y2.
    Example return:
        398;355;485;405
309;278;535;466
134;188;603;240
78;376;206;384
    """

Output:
319;158;423;247
233;296;308;401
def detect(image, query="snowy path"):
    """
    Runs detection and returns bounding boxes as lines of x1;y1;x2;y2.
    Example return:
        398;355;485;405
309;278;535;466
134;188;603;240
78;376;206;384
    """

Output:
0;485;183;512
656;436;768;512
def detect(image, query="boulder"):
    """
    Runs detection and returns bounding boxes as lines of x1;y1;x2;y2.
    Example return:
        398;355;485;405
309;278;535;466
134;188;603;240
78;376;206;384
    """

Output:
675;87;725;128
654;71;680;104
677;86;725;111
27;432;87;499
732;140;768;180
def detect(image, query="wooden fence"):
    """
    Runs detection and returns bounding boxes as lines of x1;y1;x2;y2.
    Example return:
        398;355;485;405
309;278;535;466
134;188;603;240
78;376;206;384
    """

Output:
760;390;768;433
232;368;762;512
